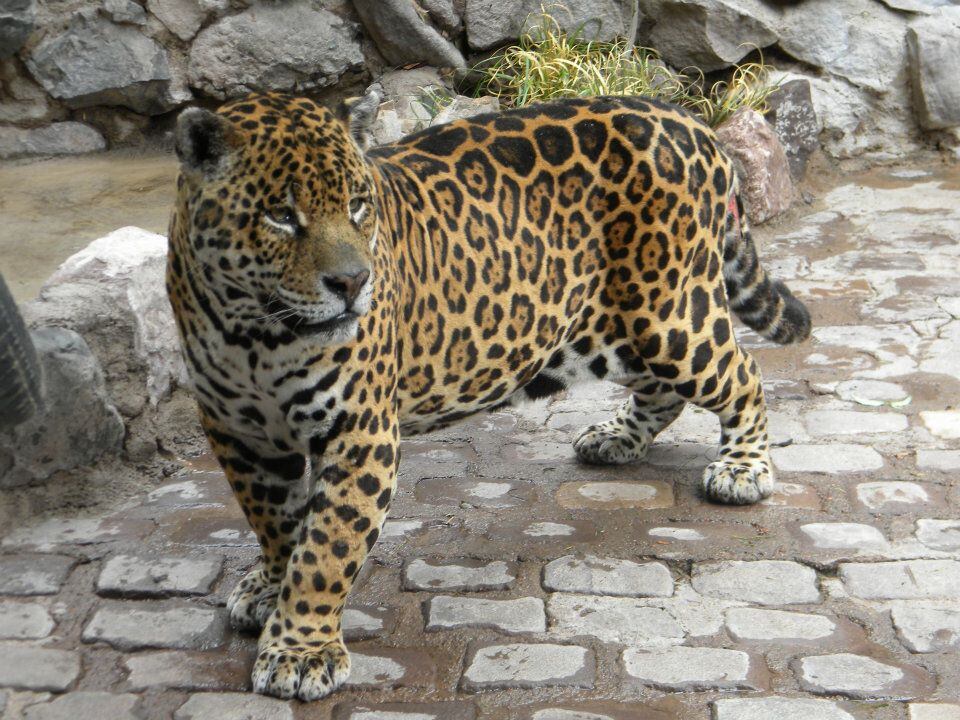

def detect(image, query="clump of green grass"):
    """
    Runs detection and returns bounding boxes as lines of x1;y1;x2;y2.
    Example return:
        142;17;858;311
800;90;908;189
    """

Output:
416;86;455;120
687;62;783;127
475;10;780;128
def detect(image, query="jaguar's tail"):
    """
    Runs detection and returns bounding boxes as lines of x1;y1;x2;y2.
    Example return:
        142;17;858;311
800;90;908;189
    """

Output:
722;183;811;344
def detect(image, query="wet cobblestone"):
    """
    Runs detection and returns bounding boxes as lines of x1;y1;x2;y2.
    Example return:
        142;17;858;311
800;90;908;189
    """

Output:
1;165;959;717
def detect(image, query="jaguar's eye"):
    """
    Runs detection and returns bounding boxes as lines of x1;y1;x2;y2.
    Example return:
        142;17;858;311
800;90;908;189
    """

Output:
265;207;296;227
348;197;365;216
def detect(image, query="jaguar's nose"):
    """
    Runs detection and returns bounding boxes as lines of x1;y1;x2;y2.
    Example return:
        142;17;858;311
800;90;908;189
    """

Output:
323;269;370;306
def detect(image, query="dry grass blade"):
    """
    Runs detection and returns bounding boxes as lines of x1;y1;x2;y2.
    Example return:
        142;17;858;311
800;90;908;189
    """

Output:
475;8;780;128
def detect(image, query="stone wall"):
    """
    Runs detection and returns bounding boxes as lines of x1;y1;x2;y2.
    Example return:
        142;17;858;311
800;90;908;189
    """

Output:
1;0;959;161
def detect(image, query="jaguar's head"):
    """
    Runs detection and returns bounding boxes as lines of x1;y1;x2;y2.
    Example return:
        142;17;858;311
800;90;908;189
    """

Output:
173;92;380;346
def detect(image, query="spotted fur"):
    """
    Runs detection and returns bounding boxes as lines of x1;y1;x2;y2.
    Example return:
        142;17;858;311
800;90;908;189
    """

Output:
166;92;810;701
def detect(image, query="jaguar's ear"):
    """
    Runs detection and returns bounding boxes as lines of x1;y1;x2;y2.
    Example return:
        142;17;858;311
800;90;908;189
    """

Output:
337;89;381;151
175;107;236;176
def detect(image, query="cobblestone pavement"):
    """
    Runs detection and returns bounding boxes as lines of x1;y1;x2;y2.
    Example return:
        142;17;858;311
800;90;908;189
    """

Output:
2;164;960;719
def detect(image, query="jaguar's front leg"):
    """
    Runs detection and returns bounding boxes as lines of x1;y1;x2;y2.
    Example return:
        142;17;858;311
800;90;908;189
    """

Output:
251;423;399;701
203;418;310;633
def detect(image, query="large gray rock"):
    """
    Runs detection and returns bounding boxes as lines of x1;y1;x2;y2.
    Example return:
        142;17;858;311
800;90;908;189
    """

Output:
0;61;51;124
879;0;954;15
430;95;500;126
188;2;364;99
716;108;795;224
369;67;454;142
0;328;124;488
765;78;821;180
24;227;187;408
0;122;106;160
353;0;465;68
21;227;195;463
148;0;206;41
26;10;184;114
643;0;778;72
420;0;463;35
790;69;921;159
466;0;632;51
104;0;147;25
907;15;960;130
776;0;909;94
0;0;35;59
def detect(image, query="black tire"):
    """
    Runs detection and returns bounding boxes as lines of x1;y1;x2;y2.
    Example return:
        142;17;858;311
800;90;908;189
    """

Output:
0;273;44;428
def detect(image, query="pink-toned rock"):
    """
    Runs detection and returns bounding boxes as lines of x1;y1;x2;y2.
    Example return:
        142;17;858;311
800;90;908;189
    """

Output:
716;108;795;224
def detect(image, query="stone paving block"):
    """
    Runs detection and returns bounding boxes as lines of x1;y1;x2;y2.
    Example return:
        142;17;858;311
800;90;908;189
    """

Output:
645;442;717;468
771;444;884;473
426;596;546;634
521;702;676;720
910;704;960;720
97;554;223;598
840;561;960;600
488;519;597;545
401;441;479;464
725;608;837;643
798;522;887;550
921;410;960;439
803;410;908;436
403;558;516;591
333;702;477;720
174;692;294;719
145;477;229;507
834;379;909;405
555;480;674;510
0;600;55;638
380;519;426;541
892;604;960;653
622;646;763;691
415;477;533;509
0;645;80;691
346;649;436;690
916;519;960;551
461;643;594;690
1;516;150;550
23;692;139;720
692;561;820;605
646;526;709;542
0;554;77;595
542;555;673;598
713;697;855;720
547;410;616;432
343;605;395;641
796;653;934;700
82;602;226;650
916;450;960;471
501;441;574;463
123;649;254;691
547;594;683;646
855;482;942;512
758;482;822;510
158;510;256;548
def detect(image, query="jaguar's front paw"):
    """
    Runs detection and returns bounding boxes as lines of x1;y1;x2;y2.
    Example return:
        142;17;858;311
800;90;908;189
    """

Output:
252;630;351;701
227;566;279;632
574;422;650;465
700;459;773;505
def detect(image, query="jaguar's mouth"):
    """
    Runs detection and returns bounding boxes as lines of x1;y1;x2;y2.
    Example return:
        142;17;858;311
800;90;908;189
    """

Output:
264;298;358;337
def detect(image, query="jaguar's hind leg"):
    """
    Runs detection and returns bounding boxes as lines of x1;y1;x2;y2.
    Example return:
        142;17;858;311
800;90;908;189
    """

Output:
574;390;684;465
696;349;773;505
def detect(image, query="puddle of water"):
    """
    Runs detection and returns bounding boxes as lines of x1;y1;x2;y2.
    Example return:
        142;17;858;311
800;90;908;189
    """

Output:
0;150;177;301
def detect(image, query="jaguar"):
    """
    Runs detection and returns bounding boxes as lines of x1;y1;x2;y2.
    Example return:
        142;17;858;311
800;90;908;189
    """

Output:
166;90;810;701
